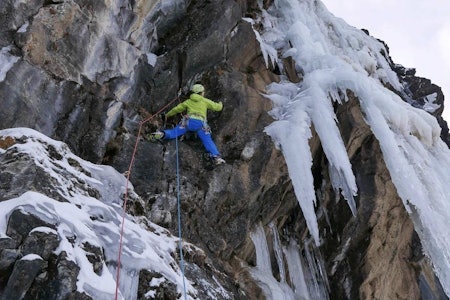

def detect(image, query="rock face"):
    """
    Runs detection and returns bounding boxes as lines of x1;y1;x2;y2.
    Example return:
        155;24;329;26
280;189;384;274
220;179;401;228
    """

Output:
0;0;449;299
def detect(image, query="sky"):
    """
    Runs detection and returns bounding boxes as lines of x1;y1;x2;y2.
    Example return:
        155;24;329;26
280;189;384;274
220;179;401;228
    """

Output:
320;0;450;122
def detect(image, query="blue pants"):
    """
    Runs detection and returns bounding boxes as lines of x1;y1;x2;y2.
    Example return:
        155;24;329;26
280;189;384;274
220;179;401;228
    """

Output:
163;119;221;156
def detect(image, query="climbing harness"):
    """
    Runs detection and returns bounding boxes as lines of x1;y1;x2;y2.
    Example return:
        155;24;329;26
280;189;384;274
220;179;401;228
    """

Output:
187;113;205;121
114;92;188;300
182;114;211;135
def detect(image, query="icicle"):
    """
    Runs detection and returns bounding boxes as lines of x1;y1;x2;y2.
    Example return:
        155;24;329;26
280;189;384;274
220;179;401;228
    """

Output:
269;223;286;283
249;223;297;299
303;239;330;300
282;240;311;300
250;224;272;273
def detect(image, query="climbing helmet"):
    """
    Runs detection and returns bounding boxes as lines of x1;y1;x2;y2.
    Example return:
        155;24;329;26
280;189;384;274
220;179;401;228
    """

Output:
191;84;205;94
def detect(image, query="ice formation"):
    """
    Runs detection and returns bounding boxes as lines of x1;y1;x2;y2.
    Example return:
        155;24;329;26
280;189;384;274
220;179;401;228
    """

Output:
249;0;450;296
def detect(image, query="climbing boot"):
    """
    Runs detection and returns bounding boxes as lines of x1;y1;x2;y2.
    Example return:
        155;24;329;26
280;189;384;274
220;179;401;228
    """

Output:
147;131;165;142
212;155;226;165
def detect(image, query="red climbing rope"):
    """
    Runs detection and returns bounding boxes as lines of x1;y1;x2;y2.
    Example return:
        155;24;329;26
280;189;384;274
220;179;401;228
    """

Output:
114;94;180;300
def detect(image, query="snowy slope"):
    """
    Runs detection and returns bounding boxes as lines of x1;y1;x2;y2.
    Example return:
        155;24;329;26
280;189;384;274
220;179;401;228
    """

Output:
248;0;450;296
0;127;229;300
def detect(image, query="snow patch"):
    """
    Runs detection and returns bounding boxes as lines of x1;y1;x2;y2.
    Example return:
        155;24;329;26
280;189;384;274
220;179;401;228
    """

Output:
21;254;43;261
423;92;440;113
146;52;157;66
17;22;29;33
0;46;20;82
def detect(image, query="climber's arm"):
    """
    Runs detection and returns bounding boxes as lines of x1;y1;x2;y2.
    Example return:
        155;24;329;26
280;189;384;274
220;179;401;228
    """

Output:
166;102;187;117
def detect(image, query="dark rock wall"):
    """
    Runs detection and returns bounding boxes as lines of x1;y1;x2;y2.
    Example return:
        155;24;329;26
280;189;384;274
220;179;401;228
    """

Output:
0;0;448;299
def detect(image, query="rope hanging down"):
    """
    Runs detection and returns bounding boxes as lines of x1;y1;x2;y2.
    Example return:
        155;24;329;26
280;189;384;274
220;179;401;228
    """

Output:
114;94;187;300
175;128;188;299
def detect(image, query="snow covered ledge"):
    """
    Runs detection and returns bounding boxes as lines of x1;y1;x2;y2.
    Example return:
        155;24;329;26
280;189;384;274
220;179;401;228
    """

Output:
0;127;230;300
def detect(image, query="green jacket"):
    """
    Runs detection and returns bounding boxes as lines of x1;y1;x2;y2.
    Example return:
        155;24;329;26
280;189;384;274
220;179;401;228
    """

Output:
166;93;223;120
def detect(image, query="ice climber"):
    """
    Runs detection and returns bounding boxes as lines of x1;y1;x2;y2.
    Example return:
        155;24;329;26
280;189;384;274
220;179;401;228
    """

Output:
148;84;226;165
